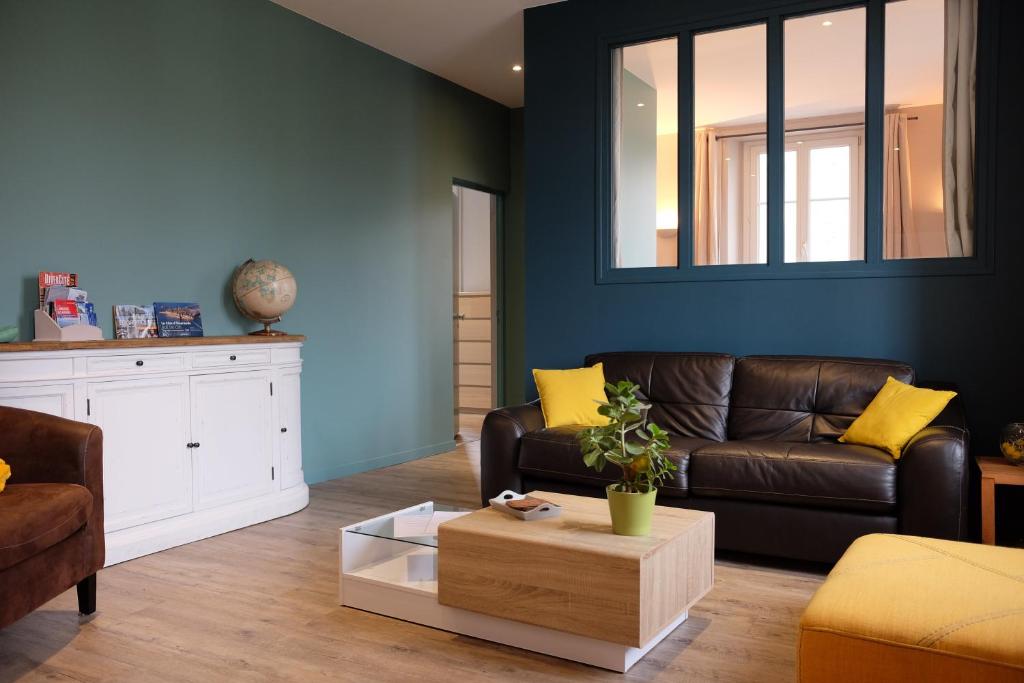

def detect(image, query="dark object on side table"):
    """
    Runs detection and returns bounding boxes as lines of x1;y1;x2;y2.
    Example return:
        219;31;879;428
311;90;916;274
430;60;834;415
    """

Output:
481;353;969;564
0;406;104;628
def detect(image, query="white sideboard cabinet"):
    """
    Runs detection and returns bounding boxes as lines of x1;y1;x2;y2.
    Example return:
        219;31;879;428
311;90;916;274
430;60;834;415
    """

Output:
0;335;309;565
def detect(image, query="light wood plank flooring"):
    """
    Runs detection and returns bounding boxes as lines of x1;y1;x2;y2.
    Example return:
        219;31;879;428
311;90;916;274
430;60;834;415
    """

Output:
0;440;825;682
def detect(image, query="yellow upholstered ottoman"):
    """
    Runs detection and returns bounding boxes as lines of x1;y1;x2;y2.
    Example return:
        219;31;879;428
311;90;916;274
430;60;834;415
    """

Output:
799;534;1024;683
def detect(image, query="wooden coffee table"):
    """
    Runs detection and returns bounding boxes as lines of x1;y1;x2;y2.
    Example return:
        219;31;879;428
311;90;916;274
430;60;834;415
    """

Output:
339;493;714;671
439;491;714;649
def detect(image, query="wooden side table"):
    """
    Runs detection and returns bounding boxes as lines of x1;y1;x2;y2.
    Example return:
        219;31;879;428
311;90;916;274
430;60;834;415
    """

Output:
976;456;1024;544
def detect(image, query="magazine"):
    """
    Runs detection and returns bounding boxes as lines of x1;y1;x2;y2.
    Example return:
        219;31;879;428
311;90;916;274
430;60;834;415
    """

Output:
153;302;203;338
38;272;77;310
113;305;158;339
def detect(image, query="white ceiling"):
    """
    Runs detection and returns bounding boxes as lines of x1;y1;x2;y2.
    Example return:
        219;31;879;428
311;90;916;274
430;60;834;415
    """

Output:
270;0;562;107
627;0;944;133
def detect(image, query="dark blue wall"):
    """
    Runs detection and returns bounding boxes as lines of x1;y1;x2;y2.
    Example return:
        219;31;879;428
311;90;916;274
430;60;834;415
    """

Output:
523;0;1023;453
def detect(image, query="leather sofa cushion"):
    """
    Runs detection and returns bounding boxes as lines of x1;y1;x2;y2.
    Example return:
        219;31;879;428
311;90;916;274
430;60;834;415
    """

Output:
0;483;93;571
518;426;709;498
585;352;735;441
729;356;915;442
688;440;897;513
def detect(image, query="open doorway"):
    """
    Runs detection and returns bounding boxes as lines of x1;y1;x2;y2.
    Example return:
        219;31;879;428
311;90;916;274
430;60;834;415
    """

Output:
452;183;501;442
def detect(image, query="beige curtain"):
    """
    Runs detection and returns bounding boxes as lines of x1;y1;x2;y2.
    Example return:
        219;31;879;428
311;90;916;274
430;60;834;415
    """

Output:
883;112;919;259
943;0;977;257
693;128;719;265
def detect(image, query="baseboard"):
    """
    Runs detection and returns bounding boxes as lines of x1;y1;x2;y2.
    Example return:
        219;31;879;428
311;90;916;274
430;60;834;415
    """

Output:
306;439;457;484
105;484;310;566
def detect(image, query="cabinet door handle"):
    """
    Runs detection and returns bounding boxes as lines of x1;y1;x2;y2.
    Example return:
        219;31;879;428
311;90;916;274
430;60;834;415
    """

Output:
280;427;287;433
229;355;237;361
136;360;144;366
193;442;200;448
187;442;195;448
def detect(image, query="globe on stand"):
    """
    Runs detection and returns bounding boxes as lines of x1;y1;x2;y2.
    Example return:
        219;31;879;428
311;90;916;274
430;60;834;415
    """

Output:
231;259;297;336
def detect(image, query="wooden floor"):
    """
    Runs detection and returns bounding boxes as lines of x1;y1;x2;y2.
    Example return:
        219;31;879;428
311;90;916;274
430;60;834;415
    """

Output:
0;440;825;682
456;411;485;443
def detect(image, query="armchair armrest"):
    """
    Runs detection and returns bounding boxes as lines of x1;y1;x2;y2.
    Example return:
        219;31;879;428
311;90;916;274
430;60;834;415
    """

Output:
0;406;104;539
480;402;545;507
0;406;102;488
897;423;969;541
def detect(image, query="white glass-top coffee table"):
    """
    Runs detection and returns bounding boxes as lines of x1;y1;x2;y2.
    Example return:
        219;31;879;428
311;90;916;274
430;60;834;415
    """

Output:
339;496;714;672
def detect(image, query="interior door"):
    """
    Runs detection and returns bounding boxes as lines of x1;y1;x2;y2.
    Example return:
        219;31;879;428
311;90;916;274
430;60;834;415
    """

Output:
87;377;192;532
452;184;499;440
190;371;274;510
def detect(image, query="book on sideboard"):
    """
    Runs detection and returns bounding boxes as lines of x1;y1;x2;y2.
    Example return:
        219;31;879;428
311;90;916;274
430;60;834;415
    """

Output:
113;305;158;340
153;302;204;338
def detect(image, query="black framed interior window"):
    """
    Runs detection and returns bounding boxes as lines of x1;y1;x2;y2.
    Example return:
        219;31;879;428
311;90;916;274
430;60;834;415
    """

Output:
596;0;994;284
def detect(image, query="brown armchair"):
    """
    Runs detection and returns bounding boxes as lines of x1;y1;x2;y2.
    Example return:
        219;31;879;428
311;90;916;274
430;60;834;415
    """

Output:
0;406;104;629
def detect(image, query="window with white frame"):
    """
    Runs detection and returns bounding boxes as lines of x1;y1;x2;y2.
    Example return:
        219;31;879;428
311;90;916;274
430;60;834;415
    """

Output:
744;129;864;263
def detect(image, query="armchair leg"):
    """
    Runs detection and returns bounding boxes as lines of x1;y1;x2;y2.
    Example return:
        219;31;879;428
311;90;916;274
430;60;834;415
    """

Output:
77;574;97;615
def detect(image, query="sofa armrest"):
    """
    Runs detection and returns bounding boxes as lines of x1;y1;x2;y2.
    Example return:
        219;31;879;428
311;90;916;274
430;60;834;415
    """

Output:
897;424;969;540
0;406;105;545
480;402;545;507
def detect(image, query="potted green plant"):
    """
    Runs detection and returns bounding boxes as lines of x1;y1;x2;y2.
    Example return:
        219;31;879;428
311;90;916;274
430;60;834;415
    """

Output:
577;380;676;536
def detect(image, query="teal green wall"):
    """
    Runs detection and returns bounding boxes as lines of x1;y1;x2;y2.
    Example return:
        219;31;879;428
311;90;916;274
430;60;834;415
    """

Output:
0;0;511;483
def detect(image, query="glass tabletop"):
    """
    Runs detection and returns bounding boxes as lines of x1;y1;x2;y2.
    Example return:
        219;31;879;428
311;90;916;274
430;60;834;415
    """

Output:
344;502;473;549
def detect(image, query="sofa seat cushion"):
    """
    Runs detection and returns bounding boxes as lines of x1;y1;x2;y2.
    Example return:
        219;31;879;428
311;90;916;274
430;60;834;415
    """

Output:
799;534;1024;682
0;483;93;571
688;440;896;513
518;427;709;498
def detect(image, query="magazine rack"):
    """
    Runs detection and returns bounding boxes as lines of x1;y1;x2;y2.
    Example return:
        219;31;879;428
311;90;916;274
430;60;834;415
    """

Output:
33;308;104;342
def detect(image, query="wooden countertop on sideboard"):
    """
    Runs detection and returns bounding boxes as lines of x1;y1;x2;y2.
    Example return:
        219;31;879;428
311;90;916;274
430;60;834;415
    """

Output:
0;334;306;353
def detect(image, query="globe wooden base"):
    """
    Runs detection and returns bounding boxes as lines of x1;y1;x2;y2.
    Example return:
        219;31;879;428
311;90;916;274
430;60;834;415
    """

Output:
250;322;289;337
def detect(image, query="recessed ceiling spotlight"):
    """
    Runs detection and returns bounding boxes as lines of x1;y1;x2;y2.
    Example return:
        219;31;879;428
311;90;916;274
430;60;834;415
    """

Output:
822;20;833;26
637;102;645;107
796;140;804;145
512;64;523;72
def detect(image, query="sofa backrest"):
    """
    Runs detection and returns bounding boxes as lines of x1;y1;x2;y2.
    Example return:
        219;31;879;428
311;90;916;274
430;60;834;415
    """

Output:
584;352;735;441
728;355;915;442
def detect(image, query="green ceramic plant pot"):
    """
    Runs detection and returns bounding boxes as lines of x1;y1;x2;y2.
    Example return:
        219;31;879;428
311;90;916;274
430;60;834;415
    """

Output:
606;484;657;536
0;325;17;344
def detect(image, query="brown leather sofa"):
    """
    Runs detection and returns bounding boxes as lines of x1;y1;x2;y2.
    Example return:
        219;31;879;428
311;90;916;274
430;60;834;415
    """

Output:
481;353;969;563
0;406;104;629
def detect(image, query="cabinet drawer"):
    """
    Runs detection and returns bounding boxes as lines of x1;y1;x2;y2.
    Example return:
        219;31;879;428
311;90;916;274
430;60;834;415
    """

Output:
86;353;185;375
0;357;74;381
192;348;270;369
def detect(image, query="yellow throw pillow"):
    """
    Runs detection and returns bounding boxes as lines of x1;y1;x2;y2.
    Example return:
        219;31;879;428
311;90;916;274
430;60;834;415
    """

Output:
0;458;10;493
532;363;611;428
839;376;956;458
